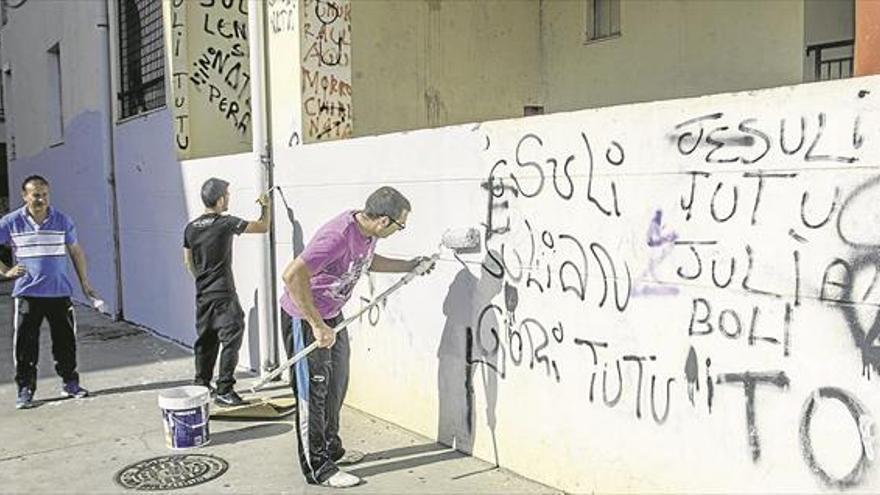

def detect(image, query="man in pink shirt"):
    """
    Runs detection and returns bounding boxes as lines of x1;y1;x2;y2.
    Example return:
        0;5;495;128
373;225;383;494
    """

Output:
280;186;433;488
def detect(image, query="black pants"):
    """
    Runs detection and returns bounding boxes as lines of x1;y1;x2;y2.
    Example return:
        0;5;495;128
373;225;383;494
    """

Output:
283;311;350;484
13;297;79;392
194;297;245;395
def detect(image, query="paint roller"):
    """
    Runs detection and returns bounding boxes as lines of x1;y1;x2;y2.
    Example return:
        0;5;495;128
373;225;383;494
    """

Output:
250;227;481;393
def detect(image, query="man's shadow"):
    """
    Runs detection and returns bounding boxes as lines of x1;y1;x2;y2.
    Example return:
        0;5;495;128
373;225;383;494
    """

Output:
437;251;503;459
276;186;304;362
247;186;305;376
277;186;305;259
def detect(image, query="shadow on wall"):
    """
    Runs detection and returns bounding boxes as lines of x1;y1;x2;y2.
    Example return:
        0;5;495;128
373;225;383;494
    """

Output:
277;185;305;362
247;288;260;371
277;185;305;257
244;187;306;372
437;251;503;458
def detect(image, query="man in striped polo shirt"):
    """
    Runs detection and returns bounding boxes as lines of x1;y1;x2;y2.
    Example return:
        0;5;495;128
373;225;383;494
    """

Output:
0;175;100;409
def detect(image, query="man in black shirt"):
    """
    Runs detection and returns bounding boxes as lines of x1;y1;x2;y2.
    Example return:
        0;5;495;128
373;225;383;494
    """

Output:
183;177;271;406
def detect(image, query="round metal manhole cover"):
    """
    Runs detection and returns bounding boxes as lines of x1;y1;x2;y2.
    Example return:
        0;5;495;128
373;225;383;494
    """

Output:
114;454;228;491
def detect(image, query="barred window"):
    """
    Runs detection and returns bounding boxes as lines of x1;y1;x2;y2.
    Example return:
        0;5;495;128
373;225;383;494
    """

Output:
586;0;621;42
118;0;165;119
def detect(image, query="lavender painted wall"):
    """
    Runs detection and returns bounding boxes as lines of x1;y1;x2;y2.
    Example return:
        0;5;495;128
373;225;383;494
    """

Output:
112;109;193;343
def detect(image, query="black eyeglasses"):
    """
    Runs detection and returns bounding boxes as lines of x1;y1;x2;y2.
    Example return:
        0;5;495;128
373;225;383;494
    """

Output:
387;216;406;230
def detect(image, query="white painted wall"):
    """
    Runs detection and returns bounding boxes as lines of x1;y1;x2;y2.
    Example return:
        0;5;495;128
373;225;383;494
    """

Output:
273;76;880;492
0;0;117;313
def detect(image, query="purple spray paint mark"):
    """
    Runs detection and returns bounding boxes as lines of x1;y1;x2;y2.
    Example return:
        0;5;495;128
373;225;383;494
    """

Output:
633;209;680;297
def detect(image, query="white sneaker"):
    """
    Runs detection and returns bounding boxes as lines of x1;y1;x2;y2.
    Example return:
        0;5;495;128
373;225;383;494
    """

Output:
320;470;362;488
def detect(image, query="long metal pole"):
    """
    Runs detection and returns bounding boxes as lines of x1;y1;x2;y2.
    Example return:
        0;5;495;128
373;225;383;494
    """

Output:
248;0;277;378
99;0;124;319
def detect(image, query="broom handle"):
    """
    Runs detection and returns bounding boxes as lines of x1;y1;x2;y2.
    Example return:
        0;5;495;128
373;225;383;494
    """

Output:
250;253;439;392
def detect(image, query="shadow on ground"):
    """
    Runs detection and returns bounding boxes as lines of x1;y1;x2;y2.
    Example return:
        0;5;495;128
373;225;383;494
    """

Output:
210;422;293;446
349;442;465;479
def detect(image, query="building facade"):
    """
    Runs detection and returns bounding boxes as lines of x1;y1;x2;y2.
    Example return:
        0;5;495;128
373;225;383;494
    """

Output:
3;0;880;492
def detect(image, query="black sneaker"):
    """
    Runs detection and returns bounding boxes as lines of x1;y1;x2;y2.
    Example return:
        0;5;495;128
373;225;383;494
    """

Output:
61;380;89;399
214;390;248;407
15;388;34;410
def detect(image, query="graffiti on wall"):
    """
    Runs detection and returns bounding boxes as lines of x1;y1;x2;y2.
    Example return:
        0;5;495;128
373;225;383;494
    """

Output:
301;0;352;142
265;0;303;148
425;99;879;490
187;0;252;138
170;0;191;152
268;0;297;34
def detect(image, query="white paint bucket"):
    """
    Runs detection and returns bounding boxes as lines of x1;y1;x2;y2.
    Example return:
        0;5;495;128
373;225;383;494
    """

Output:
158;386;211;449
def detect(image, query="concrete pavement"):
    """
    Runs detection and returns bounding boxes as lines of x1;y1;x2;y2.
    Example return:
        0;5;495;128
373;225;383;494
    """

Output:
0;282;559;494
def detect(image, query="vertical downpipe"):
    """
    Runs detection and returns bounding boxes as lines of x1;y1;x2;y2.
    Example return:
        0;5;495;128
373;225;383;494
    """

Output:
261;2;280;372
248;0;277;377
98;0;124;319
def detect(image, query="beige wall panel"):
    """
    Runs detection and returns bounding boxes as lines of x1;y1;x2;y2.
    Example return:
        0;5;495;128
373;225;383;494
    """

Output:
167;0;193;156
541;0;805;113
301;0;352;142
351;0;541;137
169;0;253;159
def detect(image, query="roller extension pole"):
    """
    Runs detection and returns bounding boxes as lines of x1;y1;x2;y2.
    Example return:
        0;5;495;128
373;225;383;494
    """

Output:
249;227;479;393
250;254;438;392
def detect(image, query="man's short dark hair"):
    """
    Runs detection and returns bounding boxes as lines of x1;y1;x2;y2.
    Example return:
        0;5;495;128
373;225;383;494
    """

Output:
201;177;230;208
363;186;411;220
21;175;49;191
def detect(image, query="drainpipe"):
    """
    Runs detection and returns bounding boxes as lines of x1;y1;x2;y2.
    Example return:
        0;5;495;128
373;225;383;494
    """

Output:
248;0;277;377
261;4;281;375
98;0;124;320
